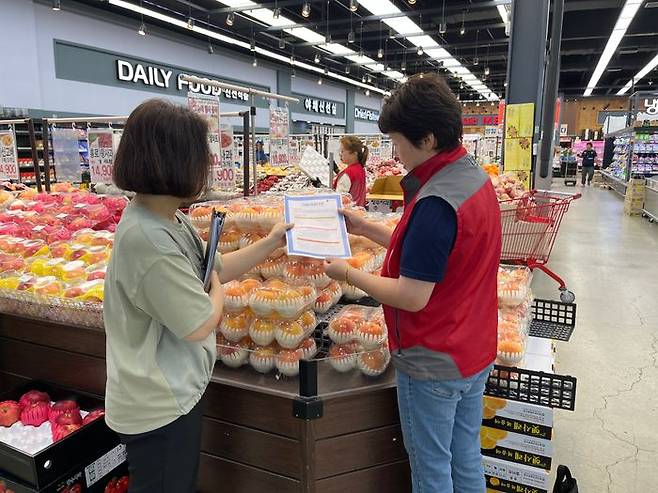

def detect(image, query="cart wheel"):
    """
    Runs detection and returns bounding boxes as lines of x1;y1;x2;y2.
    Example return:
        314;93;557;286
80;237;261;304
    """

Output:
560;289;575;303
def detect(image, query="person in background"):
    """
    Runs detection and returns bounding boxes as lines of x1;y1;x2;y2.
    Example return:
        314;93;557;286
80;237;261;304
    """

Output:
324;74;501;493
106;99;290;492
255;140;268;164
334;136;368;207
579;142;597;186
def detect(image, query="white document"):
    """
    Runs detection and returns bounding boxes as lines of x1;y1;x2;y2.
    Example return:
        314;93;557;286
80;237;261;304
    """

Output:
284;194;352;259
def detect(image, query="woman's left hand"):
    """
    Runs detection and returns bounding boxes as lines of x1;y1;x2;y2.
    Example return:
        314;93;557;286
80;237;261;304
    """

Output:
266;223;294;248
324;258;350;282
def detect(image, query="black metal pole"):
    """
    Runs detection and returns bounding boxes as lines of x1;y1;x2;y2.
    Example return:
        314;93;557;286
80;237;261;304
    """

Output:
538;0;565;183
242;110;250;197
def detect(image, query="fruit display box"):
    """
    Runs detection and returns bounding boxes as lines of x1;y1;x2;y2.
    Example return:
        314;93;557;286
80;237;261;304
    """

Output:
0;383;118;489
0;443;127;493
483;457;549;493
481;425;553;471
482;396;553;440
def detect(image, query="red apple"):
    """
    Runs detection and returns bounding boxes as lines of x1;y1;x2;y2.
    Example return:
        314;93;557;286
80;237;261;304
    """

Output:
115;476;129;493
48;400;80;425
0;401;21;427
82;408;105;425
18;390;50;408
52;422;81;442
20;401;50;426
55;410;82;426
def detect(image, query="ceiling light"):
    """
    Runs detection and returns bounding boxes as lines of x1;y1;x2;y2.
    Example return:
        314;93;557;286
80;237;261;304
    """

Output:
484;66;490;75
584;0;644;96
401;63;406;72
491;101;495;106
208;43;214;54
365;89;371;96
138;22;146;35
504;81;508;87
362;75;367;83
408;0;416;4
302;2;311;18
252;57;257;67
272;8;281;19
617;52;658;94
291;68;296;77
473;57;479;66
476;101;480;106
279;36;285;49
497;5;510;36
318;76;323;85
350;0;358;12
367;75;372;83
345;65;351;74
459;25;465;35
419;73;424;79
389;29;395;39
324;67;329;75
52;0;61;11
377;48;384;59
250;38;256;51
187;17;194;30
314;53;321;63
459;82;464;89
348;31;355;43
417;46;423;56
439;23;447;35
459;10;465;35
225;12;234;26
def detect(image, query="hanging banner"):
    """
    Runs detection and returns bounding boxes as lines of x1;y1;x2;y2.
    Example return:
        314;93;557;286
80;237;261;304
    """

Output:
218;123;236;189
269;140;290;167
269;107;290;139
364;136;383;168
52;127;82;182
0;130;20;181
187;92;223;189
88;129;118;183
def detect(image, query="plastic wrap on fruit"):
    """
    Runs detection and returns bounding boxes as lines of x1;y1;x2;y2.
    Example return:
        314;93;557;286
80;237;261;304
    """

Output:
63;279;105;303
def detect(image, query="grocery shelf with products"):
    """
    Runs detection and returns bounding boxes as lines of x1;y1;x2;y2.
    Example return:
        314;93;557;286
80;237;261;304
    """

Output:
643;177;658;223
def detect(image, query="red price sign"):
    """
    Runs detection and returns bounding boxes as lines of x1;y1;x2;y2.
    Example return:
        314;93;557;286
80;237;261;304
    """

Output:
0;130;19;181
88;130;115;183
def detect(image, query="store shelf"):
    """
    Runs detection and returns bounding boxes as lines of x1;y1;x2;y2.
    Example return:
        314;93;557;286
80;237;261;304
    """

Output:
600;170;628;196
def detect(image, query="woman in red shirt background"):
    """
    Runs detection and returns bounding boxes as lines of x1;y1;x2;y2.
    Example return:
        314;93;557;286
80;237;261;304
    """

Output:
333;136;368;207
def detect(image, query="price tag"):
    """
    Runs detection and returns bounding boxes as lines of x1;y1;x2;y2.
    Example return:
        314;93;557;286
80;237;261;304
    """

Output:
0;130;20;182
88;130;116;184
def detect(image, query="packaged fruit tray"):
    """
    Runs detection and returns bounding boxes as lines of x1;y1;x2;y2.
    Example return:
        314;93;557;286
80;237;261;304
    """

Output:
0;382;114;489
497;265;533;307
0;289;103;329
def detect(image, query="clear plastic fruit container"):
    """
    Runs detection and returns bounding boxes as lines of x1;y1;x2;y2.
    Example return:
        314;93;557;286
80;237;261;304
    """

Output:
248;278;316;319
497;265;533;307
283;258;332;289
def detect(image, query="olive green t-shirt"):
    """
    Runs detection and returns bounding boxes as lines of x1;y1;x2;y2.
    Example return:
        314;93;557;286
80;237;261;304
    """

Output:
103;202;219;435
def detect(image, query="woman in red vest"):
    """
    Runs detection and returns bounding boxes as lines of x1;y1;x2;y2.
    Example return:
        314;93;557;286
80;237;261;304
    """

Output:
333;136;367;207
325;74;501;493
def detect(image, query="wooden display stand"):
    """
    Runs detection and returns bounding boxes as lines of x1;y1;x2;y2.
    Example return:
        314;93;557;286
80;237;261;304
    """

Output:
0;314;411;493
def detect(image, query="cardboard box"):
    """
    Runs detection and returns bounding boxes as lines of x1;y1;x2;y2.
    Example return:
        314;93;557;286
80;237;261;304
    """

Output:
484;457;549;493
481;426;553;470
0;444;128;492
482;396;553;440
367;176;404;201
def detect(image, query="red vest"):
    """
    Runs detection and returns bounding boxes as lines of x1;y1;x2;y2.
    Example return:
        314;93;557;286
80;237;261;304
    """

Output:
381;147;501;379
334;163;366;207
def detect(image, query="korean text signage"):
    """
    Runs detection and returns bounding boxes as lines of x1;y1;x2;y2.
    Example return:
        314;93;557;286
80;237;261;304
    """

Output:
53;40;270;108
0;130;19;181
270;107;290;167
354;107;380;121
188;93;235;189
291;93;345;119
463;114;500;126
88;130;121;184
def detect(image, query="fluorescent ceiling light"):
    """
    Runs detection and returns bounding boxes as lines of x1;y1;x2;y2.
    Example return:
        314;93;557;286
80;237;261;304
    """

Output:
497;5;510;36
617;52;658;95
108;0;389;95
215;0;402;84
583;0;644;96
358;0;498;100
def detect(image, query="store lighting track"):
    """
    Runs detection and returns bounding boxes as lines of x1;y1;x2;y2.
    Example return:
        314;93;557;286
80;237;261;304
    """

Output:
106;0;389;95
357;0;498;100
214;0;402;84
617;52;658;95
583;0;644;96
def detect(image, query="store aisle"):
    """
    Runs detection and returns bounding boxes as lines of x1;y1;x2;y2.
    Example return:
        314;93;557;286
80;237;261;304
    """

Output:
532;184;658;493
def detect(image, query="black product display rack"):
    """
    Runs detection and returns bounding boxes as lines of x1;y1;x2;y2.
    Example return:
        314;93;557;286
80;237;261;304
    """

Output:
529;299;577;341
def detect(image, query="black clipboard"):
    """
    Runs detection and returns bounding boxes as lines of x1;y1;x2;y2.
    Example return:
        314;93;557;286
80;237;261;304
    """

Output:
202;210;226;292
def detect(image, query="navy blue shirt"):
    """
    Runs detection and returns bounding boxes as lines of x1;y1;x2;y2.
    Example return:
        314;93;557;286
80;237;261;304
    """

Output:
400;197;457;283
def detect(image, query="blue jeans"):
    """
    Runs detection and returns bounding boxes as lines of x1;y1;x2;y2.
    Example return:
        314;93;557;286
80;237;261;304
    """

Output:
396;365;493;493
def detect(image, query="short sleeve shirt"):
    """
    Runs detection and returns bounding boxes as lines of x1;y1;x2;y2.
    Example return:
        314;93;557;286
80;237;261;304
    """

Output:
400;197;457;283
103;202;219;435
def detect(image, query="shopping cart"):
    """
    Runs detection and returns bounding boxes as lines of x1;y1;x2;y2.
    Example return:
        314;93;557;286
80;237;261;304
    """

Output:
499;190;581;302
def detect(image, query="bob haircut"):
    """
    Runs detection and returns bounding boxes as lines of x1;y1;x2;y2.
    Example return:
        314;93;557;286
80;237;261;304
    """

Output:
378;73;463;151
113;99;211;198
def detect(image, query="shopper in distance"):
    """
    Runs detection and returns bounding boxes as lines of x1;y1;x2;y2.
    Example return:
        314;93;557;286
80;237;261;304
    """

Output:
325;74;502;493
103;99;290;492
579;142;597;186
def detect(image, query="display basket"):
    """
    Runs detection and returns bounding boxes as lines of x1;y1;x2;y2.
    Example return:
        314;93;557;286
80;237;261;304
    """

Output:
499;190;580;302
0;290;103;328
